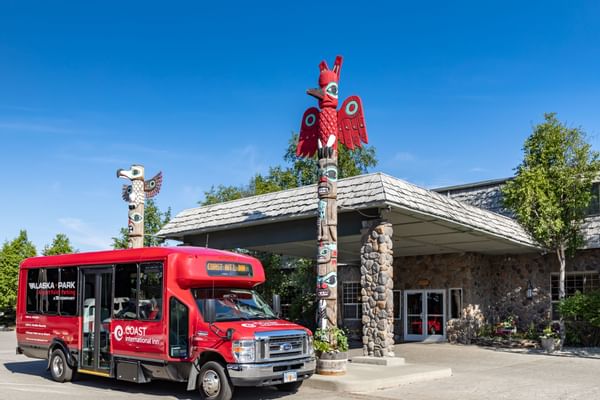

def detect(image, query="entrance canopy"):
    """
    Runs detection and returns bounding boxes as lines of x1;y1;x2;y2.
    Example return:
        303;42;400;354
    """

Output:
158;173;539;263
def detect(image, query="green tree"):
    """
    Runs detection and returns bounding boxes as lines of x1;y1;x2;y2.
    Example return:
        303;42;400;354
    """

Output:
43;233;75;256
112;199;172;249
201;132;377;205
0;230;37;310
502;113;600;346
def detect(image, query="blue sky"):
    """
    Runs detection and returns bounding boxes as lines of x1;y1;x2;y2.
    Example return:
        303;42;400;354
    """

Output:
1;1;600;252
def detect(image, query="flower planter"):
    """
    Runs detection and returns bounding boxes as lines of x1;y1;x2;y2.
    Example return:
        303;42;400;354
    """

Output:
316;351;348;375
541;337;560;352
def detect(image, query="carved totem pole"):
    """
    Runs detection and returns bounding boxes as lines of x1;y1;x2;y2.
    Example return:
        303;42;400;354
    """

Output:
117;165;163;248
296;56;368;333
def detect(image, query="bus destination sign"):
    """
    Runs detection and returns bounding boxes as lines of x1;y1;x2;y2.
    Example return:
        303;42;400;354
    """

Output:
206;262;253;277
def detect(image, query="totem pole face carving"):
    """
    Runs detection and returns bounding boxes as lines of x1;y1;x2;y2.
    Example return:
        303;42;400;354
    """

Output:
317;157;338;198
316;271;338;298
317;242;337;264
307;58;342;110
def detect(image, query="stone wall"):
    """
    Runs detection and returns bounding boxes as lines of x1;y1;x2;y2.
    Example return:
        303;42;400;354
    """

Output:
339;249;600;341
360;221;395;356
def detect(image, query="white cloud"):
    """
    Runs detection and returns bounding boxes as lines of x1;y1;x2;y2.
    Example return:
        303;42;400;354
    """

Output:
58;217;112;250
469;167;487;173
0;121;74;134
393;151;416;162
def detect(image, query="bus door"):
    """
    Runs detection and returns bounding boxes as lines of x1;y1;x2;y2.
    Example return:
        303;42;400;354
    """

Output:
80;268;113;374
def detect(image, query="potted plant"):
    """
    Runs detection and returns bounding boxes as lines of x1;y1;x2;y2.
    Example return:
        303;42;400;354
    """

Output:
495;315;517;336
540;325;560;352
313;327;348;375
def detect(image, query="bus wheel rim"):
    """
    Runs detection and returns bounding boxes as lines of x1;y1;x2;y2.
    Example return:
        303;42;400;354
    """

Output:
202;370;220;397
52;355;64;377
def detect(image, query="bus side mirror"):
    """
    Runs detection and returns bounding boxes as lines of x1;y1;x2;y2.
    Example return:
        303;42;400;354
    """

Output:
205;299;216;324
272;294;281;318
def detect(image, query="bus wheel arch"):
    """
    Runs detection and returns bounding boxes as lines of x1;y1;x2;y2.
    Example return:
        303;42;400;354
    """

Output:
47;339;76;371
186;351;229;392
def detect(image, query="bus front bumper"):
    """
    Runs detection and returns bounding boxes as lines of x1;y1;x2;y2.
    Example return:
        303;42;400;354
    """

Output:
227;356;315;387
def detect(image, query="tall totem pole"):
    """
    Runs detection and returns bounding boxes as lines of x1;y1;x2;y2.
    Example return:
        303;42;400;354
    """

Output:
117;165;163;248
296;56;368;333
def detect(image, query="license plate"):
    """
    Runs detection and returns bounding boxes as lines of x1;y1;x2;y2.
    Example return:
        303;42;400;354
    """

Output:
283;371;297;383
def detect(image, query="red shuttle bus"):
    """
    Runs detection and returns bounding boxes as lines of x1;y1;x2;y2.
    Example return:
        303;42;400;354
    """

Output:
16;247;315;400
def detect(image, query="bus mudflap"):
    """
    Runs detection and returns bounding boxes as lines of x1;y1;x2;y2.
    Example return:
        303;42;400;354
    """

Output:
116;360;150;383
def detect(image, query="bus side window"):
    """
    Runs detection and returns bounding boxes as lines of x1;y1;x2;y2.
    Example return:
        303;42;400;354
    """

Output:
114;264;138;319
26;269;42;314
139;263;163;321
59;268;78;316
169;297;188;358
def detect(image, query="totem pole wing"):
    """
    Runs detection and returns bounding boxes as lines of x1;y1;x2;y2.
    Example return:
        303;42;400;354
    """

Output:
337;95;368;150
144;171;163;198
121;185;132;202
296;107;320;157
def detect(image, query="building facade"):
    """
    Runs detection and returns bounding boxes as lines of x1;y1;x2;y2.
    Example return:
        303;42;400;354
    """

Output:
158;173;600;349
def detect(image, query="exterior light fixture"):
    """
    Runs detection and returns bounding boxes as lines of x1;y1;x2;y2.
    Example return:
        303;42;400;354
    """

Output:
526;280;534;300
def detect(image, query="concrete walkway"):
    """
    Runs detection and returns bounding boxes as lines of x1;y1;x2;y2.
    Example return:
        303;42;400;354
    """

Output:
366;342;600;400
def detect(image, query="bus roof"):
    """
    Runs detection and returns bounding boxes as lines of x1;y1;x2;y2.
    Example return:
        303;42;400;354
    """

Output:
20;246;259;268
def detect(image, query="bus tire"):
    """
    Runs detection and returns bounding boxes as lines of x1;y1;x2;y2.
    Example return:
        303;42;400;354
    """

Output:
198;361;233;400
276;380;303;392
49;349;74;383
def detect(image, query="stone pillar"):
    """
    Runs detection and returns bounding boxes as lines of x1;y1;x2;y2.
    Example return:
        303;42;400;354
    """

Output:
360;220;395;357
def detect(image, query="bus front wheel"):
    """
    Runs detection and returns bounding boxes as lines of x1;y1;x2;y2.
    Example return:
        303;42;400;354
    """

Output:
198;361;233;400
49;349;75;383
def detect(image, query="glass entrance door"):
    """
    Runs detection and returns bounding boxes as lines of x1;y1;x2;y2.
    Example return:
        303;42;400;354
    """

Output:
404;290;446;342
81;269;113;373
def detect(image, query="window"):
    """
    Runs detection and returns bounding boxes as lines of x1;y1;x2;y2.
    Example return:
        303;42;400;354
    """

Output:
26;269;44;314
587;183;600;216
342;282;361;320
26;268;74;315
139;263;163;321
448;288;463;319
114;264;138;319
393;290;402;320
59;268;78;316
114;263;163;320
551;272;600;319
169;297;189;358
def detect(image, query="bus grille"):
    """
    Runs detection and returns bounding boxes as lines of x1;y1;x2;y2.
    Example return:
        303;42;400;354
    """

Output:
256;331;308;362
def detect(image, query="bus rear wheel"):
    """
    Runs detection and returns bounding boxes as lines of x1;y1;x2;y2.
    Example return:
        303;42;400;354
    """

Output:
49;349;75;383
198;361;233;400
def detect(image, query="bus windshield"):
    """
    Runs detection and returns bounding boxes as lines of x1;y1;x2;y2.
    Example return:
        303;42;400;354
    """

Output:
192;288;276;322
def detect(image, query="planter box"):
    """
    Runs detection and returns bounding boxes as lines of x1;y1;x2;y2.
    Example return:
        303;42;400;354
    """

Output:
541;337;560;352
316;351;348;375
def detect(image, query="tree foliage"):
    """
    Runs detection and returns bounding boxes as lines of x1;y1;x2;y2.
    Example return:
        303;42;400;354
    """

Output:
0;230;37;310
43;233;75;256
201;132;377;205
502;113;600;253
112;199;172;249
502;113;600;347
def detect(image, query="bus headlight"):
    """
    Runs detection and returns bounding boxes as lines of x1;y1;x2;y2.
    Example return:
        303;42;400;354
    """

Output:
232;340;255;363
308;335;314;355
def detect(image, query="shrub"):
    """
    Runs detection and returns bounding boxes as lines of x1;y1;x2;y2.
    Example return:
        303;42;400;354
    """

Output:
559;290;600;346
559;290;600;327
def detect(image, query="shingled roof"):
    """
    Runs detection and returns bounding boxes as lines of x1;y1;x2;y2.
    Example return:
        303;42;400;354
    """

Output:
158;172;537;249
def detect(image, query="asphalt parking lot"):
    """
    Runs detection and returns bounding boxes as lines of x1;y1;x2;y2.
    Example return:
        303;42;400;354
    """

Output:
2;331;600;400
